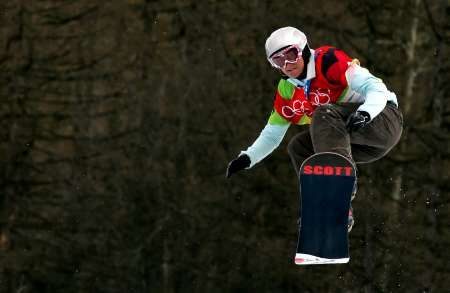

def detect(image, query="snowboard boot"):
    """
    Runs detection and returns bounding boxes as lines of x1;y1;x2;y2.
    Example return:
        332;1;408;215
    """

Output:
348;180;357;232
348;205;354;232
351;178;357;201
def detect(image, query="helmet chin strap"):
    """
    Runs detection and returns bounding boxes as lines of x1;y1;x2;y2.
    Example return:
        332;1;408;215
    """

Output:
296;44;311;80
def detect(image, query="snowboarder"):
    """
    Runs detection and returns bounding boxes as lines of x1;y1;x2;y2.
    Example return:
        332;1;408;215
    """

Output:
226;27;403;232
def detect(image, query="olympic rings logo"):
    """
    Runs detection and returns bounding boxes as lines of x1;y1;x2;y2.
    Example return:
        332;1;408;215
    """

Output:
310;88;331;106
282;100;312;118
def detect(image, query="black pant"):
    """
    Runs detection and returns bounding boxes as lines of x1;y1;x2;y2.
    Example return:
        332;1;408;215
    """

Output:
287;103;403;175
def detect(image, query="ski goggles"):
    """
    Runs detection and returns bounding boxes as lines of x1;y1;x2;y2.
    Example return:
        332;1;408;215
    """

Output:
268;44;302;69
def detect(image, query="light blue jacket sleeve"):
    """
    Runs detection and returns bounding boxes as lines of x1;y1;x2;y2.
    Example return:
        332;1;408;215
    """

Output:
346;64;398;119
240;123;290;168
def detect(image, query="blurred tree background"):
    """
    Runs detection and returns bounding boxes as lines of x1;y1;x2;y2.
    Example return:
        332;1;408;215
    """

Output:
0;0;449;292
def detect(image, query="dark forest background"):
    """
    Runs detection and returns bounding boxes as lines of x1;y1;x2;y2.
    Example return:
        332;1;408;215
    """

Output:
0;0;449;292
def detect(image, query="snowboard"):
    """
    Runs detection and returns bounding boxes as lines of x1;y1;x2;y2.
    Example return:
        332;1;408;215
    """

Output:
294;152;356;265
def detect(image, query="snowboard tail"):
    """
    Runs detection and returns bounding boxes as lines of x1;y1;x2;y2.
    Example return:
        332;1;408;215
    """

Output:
295;152;356;265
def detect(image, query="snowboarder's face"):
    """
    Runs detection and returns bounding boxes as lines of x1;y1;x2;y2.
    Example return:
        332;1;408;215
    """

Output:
268;45;304;78
280;56;304;78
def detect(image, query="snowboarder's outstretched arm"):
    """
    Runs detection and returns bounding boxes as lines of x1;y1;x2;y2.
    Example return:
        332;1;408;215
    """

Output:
226;122;290;178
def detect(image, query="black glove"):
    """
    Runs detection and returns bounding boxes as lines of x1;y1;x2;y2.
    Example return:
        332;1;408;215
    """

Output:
346;111;371;133
226;154;251;178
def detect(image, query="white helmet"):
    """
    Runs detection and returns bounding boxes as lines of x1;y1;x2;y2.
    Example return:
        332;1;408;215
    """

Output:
265;27;308;58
